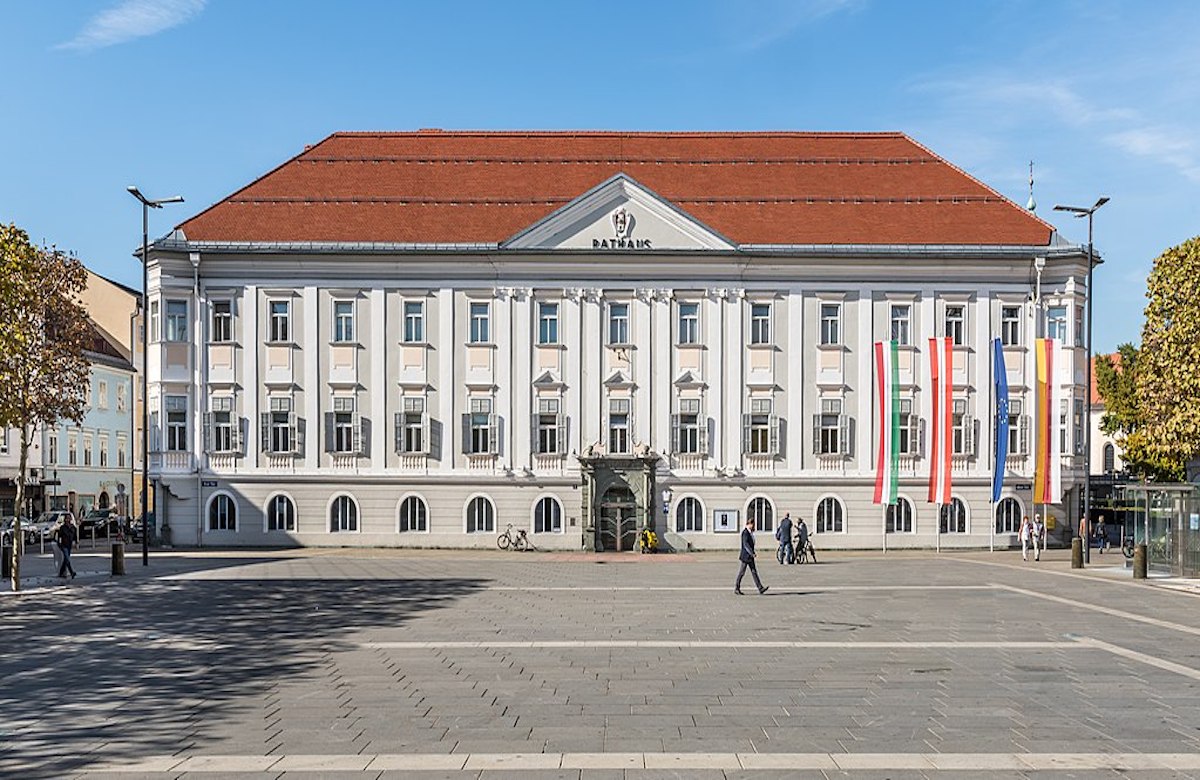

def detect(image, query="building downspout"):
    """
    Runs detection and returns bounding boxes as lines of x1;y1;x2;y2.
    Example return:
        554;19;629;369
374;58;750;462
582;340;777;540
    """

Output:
191;252;203;547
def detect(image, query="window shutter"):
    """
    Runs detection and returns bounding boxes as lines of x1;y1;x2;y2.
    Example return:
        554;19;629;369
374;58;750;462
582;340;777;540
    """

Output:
202;412;213;453
699;417;709;456
421;413;430;455
918;417;926;458
324;412;335;453
964;414;975;456
232;416;244;455
769;414;780;455
671;414;680;453
430;418;442;460
839;414;851;456
812;414;820;454
1019;415;1029;455
290;413;302;454
556;413;566;454
488;414;499;454
742;413;751;454
394;412;404;454
150;412;161;452
260;412;270;453
532;413;541;455
352;415;363;454
461;413;471;454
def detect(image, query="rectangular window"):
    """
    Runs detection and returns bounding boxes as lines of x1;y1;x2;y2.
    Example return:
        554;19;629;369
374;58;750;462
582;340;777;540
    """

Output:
608;303;629;345
331;397;357;453
1001;305;1022;346
820;303;841;346
165;300;188;342
269;300;290;343
536;398;562;455
890;304;911;346
1046;306;1068;342
1007;399;1029;455
211;300;233;343
952;398;974;456
209;396;234;453
268;397;293;454
47;433;57;464
0;428;7;455
166;396;188;451
149;301;160;342
397;397;427;454
678;302;699;344
333;300;354;343
1075;307;1084;348
68;434;78;465
83;434;93;466
404;301;424;343
750;303;770;345
99;434;108;467
469;301;490;344
1060;399;1069;453
116;383;127;413
467;398;495;454
816;399;843;455
744;398;778;456
898;398;920;456
1073;398;1085;455
608;398;629;454
672;398;705;455
97;380;109;410
945;305;965;347
117;436;127;469
538;302;559;345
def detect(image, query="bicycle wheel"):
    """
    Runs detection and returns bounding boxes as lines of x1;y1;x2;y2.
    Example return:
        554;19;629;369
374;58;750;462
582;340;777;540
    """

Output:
497;533;510;550
515;534;528;552
776;544;785;565
1122;539;1134;560
807;543;817;563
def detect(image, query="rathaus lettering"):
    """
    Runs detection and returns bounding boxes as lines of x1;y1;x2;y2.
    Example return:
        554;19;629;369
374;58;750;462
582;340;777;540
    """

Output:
593;237;653;250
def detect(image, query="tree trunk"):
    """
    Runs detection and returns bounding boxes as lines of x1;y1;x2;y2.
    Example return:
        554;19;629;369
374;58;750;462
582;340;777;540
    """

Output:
11;424;28;591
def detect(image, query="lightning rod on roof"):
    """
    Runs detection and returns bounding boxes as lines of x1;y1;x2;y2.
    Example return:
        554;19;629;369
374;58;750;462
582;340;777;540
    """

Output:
1025;161;1037;211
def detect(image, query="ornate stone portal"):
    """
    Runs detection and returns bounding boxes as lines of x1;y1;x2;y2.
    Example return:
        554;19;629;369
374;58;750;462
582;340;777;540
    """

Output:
578;451;660;552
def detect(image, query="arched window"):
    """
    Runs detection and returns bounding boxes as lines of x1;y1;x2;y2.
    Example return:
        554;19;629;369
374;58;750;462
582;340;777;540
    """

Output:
208;494;236;531
1103;443;1116;473
534;496;561;534
995;497;1022;533
267;495;295;531
467;496;494;533
816;496;844;533
330;495;357;532
399;495;427;533
886;497;914;533
747;497;773;532
676;497;703;532
939;497;967;533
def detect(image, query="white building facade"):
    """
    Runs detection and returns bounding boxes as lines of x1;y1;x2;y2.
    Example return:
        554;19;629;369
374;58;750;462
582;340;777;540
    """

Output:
144;131;1092;550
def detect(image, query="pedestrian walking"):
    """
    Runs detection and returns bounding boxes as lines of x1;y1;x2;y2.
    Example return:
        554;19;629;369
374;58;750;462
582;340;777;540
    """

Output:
50;516;65;573
55;515;78;579
735;516;769;595
1096;514;1108;554
1032;514;1045;561
776;512;794;564
1019;515;1032;561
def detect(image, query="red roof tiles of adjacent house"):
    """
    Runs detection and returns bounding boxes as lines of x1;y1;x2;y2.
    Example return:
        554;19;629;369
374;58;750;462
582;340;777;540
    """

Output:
1092;352;1122;405
178;131;1055;247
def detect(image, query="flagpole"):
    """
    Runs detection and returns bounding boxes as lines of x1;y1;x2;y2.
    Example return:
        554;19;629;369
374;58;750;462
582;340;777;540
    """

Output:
936;502;941;553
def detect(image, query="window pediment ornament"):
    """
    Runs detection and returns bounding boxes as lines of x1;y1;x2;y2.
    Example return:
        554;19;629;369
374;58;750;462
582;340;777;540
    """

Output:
603;370;634;388
532;370;565;389
673;370;706;389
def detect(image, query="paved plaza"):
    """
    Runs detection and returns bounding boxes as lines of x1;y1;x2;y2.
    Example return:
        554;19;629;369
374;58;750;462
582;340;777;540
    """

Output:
3;546;1200;779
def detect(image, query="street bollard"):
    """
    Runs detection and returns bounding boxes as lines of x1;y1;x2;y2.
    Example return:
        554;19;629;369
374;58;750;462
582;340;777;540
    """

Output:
1133;543;1147;580
1;543;11;579
111;540;125;576
1071;536;1083;569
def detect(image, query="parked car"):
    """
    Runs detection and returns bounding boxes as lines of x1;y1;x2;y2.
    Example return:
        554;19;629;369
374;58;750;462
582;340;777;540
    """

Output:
127;512;155;544
27;511;72;545
0;516;16;545
79;508;119;538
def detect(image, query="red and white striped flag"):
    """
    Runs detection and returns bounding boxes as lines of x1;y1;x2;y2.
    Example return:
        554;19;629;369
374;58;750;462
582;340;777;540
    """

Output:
928;337;953;504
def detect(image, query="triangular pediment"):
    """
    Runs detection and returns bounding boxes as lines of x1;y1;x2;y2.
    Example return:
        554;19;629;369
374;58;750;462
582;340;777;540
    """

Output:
603;369;634;388
673;370;706;389
532;369;564;388
504;174;736;251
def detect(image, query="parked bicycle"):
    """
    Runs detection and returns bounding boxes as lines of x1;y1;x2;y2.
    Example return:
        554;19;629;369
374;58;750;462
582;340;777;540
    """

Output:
777;534;817;564
1122;534;1135;560
497;524;532;552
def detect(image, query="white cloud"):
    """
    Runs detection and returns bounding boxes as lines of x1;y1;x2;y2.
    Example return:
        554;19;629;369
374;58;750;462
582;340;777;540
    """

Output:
1106;126;1200;183
732;0;864;52
57;0;206;52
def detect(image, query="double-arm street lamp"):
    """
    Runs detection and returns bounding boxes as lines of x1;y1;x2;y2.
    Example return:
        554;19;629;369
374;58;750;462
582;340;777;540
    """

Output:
127;186;184;566
1053;197;1109;564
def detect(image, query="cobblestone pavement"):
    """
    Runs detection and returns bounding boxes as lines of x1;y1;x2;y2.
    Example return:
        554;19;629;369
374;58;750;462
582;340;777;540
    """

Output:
2;548;1199;779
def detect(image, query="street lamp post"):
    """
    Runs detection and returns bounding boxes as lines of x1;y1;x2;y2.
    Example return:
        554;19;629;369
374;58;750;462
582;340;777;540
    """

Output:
1054;197;1108;565
127;186;183;567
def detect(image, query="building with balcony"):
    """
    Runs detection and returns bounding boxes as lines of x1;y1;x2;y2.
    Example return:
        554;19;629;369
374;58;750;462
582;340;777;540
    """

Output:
143;130;1093;550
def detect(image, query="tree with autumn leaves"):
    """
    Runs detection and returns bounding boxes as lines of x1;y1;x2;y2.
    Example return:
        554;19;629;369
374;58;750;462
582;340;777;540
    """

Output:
0;223;92;591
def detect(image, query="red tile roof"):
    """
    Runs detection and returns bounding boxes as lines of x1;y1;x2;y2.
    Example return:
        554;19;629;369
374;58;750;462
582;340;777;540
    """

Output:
179;131;1055;247
1091;352;1122;405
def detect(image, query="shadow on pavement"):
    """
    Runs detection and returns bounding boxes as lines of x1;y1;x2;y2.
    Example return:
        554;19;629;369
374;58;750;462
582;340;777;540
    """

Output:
0;576;486;778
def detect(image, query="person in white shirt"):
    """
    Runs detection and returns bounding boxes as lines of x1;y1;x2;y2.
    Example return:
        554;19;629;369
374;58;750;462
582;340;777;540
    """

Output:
1019;515;1033;561
1032;514;1045;561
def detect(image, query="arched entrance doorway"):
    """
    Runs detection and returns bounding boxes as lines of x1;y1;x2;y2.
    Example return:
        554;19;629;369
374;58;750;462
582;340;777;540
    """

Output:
598;484;637;552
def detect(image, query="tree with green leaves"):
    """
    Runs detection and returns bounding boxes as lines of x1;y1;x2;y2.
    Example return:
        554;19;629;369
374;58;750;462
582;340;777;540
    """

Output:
1137;235;1200;481
1095;343;1182;481
0;224;92;591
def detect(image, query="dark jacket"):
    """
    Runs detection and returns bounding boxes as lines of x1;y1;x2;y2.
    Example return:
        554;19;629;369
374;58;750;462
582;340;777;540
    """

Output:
777;516;793;543
55;522;78;549
740;526;756;563
797;521;809;547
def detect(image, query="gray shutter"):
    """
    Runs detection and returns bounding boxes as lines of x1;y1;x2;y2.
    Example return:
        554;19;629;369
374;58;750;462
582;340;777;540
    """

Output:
839;414;851;456
964;414;975;456
420;412;430;455
742;414;751;454
232;416;244;455
461;413;471;454
488;414;499;454
394;412;404;454
532;413;542;455
670;414;680;453
812;414;820;454
1019;415;1029;455
324;412;335;453
699;417;710;456
150;412;161;452
260;412;270;453
556;413;566;455
291;414;302;454
202;412;213;453
769;414;780;456
353;415;364;455
430;418;442;460
918;417;927;458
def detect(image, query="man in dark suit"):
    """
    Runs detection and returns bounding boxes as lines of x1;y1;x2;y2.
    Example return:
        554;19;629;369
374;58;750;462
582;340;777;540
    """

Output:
735;516;769;595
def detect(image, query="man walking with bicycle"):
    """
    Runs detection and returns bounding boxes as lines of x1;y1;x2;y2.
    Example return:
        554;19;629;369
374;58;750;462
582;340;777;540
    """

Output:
775;512;794;565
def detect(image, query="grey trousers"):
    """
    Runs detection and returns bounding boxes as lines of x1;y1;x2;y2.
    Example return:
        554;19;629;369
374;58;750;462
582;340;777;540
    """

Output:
735;559;764;592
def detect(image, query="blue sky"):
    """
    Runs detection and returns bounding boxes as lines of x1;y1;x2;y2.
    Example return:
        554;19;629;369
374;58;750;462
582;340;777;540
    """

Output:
4;0;1197;352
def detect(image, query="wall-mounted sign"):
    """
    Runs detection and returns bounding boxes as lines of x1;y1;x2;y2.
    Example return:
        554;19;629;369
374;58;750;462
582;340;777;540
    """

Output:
1013;483;1032;492
713;509;739;533
201;480;218;488
593;207;653;250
